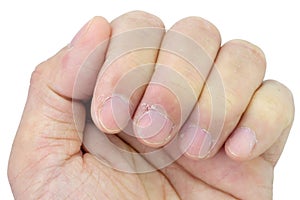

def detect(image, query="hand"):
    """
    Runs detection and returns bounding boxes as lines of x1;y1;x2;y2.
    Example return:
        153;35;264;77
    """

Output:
8;11;294;199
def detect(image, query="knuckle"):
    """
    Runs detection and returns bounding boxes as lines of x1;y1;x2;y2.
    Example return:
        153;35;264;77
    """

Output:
252;88;289;129
224;39;266;67
30;47;66;88
112;10;164;29
30;63;46;86
174;16;221;41
262;80;295;125
264;80;294;101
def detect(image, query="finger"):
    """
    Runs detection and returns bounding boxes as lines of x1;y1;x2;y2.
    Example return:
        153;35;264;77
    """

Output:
180;40;266;159
8;17;111;179
133;17;221;147
225;80;294;162
91;11;165;133
52;17;111;100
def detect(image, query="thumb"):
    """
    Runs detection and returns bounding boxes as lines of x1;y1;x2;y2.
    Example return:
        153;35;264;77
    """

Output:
8;17;110;179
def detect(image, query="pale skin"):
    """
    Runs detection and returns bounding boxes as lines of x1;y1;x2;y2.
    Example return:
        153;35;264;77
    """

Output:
8;11;295;199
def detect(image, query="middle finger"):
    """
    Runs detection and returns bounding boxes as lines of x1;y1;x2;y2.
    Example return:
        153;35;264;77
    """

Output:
133;17;221;147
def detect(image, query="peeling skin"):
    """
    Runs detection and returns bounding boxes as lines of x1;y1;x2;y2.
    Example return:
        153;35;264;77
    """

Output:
140;103;170;116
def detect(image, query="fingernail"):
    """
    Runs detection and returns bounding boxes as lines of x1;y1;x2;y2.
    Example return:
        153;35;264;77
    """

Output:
98;96;131;133
70;18;94;47
227;127;257;157
180;126;212;159
135;109;174;146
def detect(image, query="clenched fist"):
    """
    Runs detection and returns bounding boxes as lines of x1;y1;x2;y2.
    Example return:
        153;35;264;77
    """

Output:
8;11;294;199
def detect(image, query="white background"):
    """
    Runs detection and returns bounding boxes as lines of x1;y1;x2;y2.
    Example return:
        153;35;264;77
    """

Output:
0;0;299;199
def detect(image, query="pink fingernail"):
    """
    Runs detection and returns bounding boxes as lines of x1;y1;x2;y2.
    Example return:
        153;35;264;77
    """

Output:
227;127;257;158
180;126;212;159
135;109;174;146
98;96;131;133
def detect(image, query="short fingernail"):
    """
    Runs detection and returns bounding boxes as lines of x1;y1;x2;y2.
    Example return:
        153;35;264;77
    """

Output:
227;127;257;157
135;109;174;146
70;18;94;47
180;126;212;159
98;96;131;133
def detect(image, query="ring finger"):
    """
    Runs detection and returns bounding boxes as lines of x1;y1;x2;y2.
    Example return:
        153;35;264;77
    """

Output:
180;39;266;159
